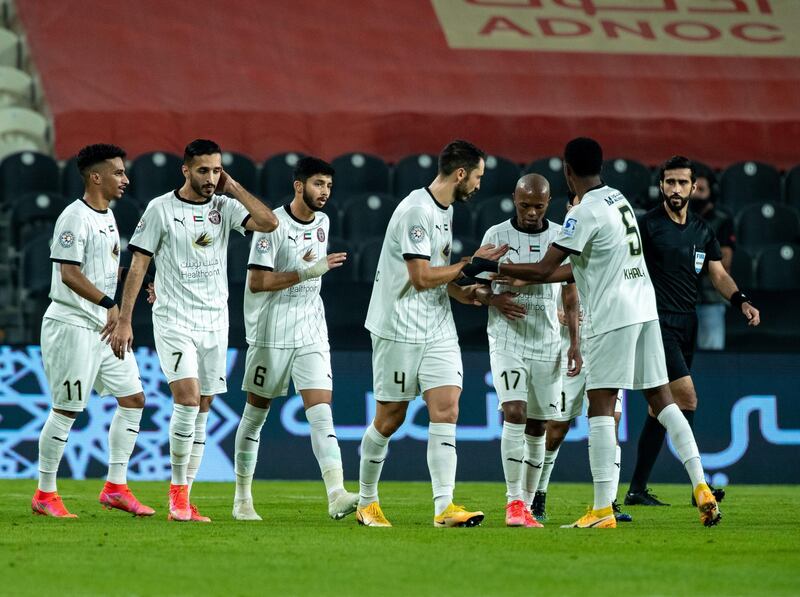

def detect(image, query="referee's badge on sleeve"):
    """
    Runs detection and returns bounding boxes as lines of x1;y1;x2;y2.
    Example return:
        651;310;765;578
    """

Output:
694;250;706;273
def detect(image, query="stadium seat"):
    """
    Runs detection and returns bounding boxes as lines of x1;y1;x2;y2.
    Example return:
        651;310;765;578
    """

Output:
60;156;84;199
601;158;651;208
474;195;516;237
0;135;38;161
227;284;246;348
720;161;781;213
0;106;48;150
324;237;355;284
8;191;67;246
472;155;520;203
524;156;570;201
735;203;800;249
221;151;258;196
0;150;58;205
546;195;568;227
451;237;479;264
0;27;19;67
393;153;437;199
356;237;384;283
261;152;305;202
784;164;800;210
330;152;390;199
755;244;800;290
452;202;474;240
340;193;396;242
0;66;33;109
110;200;142;248
319;280;372;350
322;204;341;239
19;230;53;298
730;247;756;290
127;151;184;203
227;233;251;286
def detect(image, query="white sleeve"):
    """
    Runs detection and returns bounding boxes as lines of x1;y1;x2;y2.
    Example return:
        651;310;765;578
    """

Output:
397;206;433;260
553;203;596;256
50;212;87;265
128;203;164;256
248;229;279;271
222;195;253;236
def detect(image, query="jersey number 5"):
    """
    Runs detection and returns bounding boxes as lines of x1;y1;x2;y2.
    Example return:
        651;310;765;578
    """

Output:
618;205;642;256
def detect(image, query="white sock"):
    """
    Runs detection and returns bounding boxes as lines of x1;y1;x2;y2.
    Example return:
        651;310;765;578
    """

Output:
187;411;208;493
234;403;269;502
107;406;142;484
611;444;621;504
501;421;526;503
428;422;457;515
38;411;75;492
306;403;345;500
169;404;199;485
588;416;616;511
358;422;389;508
536;447;560;493
522;434;546;505
657;403;705;488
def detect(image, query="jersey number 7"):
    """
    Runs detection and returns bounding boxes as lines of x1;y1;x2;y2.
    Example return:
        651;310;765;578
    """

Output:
618;205;642;256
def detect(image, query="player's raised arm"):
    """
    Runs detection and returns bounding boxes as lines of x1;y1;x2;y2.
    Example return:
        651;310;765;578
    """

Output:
219;173;278;233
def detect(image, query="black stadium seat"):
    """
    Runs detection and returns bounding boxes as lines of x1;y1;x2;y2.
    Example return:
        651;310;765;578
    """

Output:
261;152;305;203
355;237;384;283
452;202;474;240
601;158;651;208
472;155;519;203
720;161;781;213
340;193;396;242
474;195;516;237
110;199;142;247
321;203;341;239
735;203;800;249
331;152;390;199
9;191;68;246
393;153;437;199
755;244;800;290
323;237;355;284
227;233;251;286
19;230;53;298
61;156;85;200
128;151;184;204
0;150;59;205
524;156;570;202
729;247;756;290
784;164;800;210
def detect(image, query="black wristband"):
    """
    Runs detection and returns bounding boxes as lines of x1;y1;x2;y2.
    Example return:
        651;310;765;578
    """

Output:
729;291;751;309
463;257;499;278
99;295;115;309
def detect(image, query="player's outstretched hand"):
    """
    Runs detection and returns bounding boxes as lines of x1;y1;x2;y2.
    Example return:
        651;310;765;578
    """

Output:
453;283;482;306
326;252;347;270
489;273;529;288
100;305;120;342
146;282;156;304
743;302;760;326
490;291;526;320
474;242;509;261
566;344;583;377
109;319;134;360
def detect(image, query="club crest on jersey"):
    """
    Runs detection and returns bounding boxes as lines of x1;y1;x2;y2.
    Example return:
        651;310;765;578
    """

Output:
208;209;221;225
59;231;75;248
194;232;212;248
409;225;425;243
563;218;577;237
317;227;325;242
694;250;706;274
255;238;271;254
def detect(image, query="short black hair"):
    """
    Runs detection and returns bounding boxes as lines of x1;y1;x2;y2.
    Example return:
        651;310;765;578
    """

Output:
438;139;486;176
564;137;603;177
659;155;696;182
184;139;221;163
76;144;126;176
294;156;335;183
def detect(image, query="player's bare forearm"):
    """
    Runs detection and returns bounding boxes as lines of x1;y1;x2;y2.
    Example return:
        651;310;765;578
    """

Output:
709;260;739;300
248;269;301;293
562;283;580;349
60;264;107;305
119;252;150;322
406;259;465;291
232;181;278;232
472;284;493;306
499;246;567;283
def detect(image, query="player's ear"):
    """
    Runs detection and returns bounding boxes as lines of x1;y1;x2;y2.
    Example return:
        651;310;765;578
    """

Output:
181;164;189;179
293;180;303;195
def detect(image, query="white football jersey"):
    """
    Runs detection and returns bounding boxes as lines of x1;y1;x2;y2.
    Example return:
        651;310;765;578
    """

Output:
128;190;250;331
482;218;564;361
553;184;658;337
365;187;457;343
45;199;121;330
244;205;329;348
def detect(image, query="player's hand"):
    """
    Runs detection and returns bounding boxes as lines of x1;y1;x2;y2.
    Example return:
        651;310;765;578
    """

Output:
453;283;482;306
473;243;509;261
566;345;583;377
742;302;760;326
145;282;156;304
110;319;134;360
100;305;120;342
215;170;237;196
490;291;526;320
326;252;347;270
557;309;567;326
489;273;529;288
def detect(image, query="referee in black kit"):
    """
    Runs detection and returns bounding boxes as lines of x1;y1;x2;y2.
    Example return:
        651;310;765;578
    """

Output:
624;156;761;507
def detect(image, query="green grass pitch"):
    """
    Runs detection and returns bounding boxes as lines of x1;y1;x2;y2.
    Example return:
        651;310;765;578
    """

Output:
2;480;798;596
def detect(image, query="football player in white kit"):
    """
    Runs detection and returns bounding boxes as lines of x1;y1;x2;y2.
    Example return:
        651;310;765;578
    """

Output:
467;138;720;528
473;174;581;528
33;144;154;518
356;140;507;528
231;156;358;521
110;139;278;522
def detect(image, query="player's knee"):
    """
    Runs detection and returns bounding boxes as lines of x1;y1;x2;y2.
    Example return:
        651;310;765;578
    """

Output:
374;416;403;437
545;421;569;449
525;418;547;436
124;393;145;409
502;401;526;425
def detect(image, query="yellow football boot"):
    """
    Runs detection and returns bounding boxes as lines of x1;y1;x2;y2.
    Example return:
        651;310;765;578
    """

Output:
356;502;392;527
434;503;484;528
694;482;722;527
561;505;617;528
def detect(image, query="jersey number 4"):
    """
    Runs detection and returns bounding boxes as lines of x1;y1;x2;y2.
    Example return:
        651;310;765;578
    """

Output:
618;205;642;256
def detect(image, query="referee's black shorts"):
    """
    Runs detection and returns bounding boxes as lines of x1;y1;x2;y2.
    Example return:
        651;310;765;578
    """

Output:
658;311;698;382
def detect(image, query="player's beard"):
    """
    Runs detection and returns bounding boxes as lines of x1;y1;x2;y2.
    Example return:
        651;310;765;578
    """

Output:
454;179;477;203
302;188;324;212
191;177;214;199
664;191;690;214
